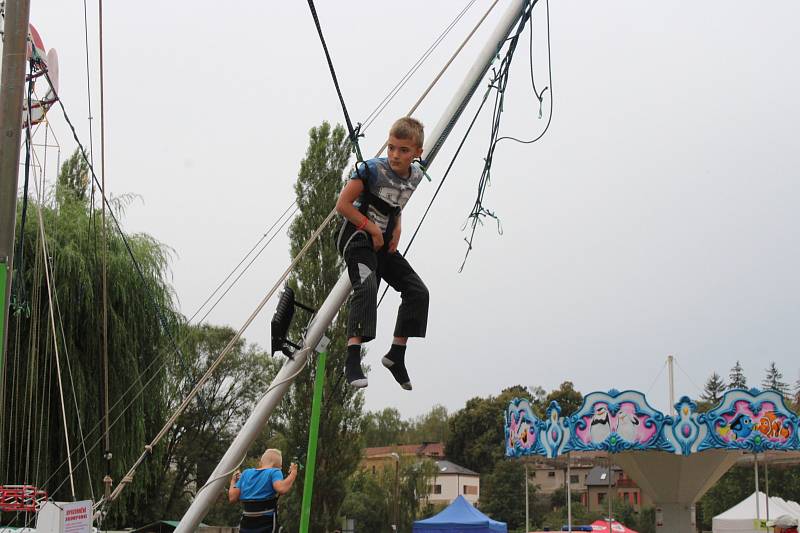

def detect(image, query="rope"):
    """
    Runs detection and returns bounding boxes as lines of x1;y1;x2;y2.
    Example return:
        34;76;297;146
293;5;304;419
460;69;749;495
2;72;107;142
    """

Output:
189;201;297;323
11;59;36;317
38;177;77;500
101;208;338;507
305;0;364;161
30;160;97;501
496;0;553;145
38;201;301;498
81;0;96;168
361;0;479;133
98;0;113;489
460;0;545;271
378;82;495;307
40;65;225;441
372;0;502;158
191;203;299;326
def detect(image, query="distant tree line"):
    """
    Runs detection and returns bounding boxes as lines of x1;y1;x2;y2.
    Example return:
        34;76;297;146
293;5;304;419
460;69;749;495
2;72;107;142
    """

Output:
700;360;800;410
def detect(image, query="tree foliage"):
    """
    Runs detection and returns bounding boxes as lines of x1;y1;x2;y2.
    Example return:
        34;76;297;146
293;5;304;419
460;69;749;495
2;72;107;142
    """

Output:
362;404;450;447
545;381;584;417
445;385;529;475
480;459;527;530
153;324;281;525
762;362;789;397
699;464;800;531
728;360;747;390
701;372;726;404
2;151;178;527
276;121;364;532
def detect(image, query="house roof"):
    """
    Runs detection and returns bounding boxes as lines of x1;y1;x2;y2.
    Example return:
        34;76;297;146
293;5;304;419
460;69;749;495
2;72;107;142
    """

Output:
435;460;478;476
364;442;444;459
584;466;620;486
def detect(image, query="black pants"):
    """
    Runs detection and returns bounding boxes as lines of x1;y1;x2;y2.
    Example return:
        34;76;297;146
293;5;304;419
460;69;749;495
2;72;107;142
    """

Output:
342;236;429;342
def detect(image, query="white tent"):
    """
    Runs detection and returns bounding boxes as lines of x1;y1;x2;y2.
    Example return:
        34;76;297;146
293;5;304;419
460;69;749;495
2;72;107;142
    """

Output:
712;491;799;533
778;498;800;517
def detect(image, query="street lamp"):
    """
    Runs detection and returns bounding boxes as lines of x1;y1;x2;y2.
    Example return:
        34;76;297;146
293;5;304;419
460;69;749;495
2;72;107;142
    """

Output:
390;452;400;532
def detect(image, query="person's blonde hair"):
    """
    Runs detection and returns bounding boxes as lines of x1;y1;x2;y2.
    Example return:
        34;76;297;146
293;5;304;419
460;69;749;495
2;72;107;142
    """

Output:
261;448;283;468
390;117;424;148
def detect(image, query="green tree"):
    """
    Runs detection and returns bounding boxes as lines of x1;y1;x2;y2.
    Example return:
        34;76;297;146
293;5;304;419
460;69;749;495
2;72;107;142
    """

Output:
699;464;800;530
794;376;800;410
276;121;363;532
636;507;656;533
728;361;747;390
342;458;438;532
480;459;527;530
550;485;581;508
397;458;439;531
341;468;392;531
2;157;178;527
57;148;89;201
762;362;789;397
701;372;727;404
445;385;529;475
546;381;584;417
408;404;450;444
154;324;281;525
540;502;600;530
362;407;410;447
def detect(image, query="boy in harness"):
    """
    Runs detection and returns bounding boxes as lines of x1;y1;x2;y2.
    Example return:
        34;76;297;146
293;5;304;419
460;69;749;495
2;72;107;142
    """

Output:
228;448;298;533
335;117;430;390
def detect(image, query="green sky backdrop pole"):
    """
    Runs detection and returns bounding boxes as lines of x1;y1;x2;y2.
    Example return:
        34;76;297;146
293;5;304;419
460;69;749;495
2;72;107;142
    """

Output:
299;349;327;533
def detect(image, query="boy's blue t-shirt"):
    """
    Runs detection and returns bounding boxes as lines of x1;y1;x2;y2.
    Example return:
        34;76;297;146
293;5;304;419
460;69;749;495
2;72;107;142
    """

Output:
235;467;283;501
351;157;424;234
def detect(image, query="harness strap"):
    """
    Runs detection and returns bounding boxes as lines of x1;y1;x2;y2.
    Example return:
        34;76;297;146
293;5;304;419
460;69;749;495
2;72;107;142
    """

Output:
242;497;278;517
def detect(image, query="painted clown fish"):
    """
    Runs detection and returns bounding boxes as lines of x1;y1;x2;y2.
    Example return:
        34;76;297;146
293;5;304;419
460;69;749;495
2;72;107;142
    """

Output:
718;414;754;440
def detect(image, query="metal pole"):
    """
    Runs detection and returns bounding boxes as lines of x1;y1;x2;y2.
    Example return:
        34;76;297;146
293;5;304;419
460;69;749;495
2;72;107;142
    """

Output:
299;348;328;533
175;2;527;530
394;455;400;532
98;0;113;503
566;455;572;532
0;0;32;384
765;461;770;523
667;355;676;416
608;455;613;532
754;453;760;524
525;463;530;532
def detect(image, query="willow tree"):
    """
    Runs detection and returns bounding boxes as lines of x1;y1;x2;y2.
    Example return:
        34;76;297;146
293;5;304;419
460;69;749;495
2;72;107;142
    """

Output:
276;122;365;532
1;149;178;527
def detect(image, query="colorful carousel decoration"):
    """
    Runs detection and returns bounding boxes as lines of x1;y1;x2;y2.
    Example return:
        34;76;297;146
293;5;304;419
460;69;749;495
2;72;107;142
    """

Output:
505;388;800;532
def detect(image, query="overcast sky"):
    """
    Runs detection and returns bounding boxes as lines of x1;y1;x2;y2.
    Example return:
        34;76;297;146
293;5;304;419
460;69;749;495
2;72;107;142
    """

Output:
24;0;800;419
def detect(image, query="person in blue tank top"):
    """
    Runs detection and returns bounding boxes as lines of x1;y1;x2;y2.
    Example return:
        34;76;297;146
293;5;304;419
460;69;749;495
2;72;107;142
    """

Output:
228;448;298;533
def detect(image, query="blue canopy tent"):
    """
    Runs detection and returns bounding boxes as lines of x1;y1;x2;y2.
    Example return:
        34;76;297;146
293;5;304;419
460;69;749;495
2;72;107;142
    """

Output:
413;495;507;533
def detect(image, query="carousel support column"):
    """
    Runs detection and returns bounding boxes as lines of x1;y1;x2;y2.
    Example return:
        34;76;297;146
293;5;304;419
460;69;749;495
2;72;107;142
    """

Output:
607;454;613;530
525;462;529;533
754;453;760;525
765;461;770;523
566;454;572;532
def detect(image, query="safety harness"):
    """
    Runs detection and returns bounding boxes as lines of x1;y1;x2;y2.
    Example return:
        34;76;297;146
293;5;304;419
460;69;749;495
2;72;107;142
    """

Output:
240;497;279;532
336;161;402;255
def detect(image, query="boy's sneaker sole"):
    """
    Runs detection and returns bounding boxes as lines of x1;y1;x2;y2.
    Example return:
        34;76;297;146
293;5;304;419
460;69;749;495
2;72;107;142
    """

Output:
382;356;412;391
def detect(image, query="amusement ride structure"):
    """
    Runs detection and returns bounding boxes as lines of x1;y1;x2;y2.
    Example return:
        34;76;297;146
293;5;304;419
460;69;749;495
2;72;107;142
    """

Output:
505;385;800;533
